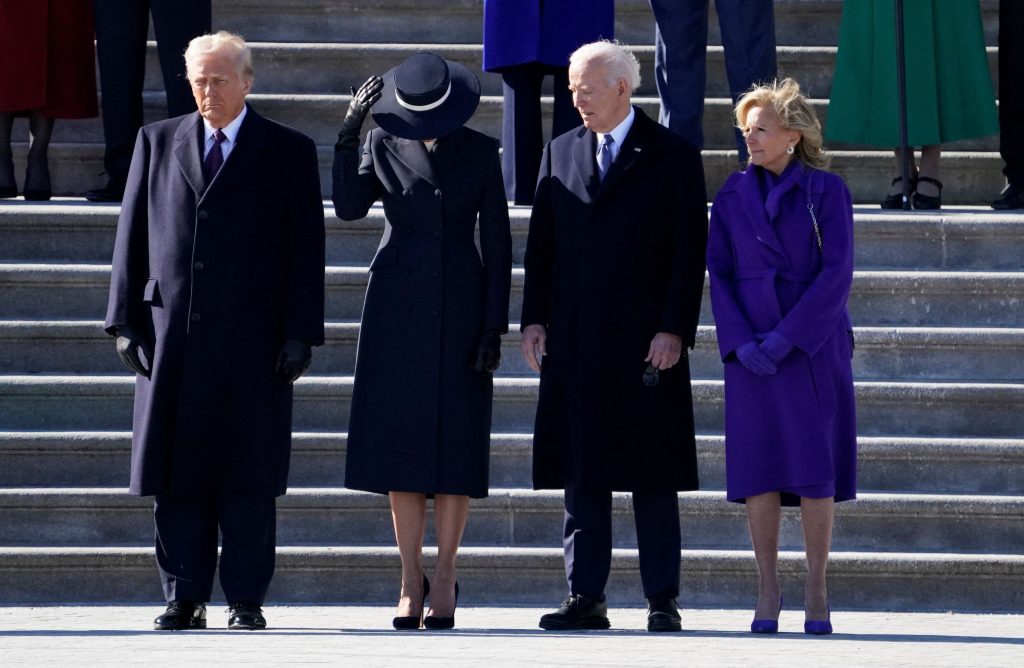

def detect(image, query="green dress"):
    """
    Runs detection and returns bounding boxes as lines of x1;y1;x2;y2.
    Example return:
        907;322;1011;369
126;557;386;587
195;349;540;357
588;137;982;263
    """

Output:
827;0;998;147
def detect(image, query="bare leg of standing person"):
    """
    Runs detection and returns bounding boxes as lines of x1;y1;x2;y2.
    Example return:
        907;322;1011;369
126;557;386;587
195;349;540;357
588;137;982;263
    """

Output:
746;491;783;620
389;491;428;619
800;496;834;622
916;145;942;196
428;493;469;618
24;113;54;199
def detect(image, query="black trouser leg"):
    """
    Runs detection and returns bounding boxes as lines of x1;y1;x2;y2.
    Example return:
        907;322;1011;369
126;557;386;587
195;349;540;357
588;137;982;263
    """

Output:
563;484;613;600
154;494;219;602
150;0;212;117
999;0;1024;185
500;64;545;205
633;489;682;600
217;495;277;605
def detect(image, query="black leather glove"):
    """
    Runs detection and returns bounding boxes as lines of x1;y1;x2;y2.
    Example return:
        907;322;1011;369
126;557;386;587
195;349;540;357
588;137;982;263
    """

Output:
471;328;502;374
114;324;153;379
336;76;384;150
276;339;312;384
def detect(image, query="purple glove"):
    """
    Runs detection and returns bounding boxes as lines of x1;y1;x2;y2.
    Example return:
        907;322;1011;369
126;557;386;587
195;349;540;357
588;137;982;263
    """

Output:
758;331;794;364
736;341;777;376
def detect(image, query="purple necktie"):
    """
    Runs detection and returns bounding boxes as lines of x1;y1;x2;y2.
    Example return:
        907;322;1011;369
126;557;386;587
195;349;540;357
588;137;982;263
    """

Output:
203;129;227;184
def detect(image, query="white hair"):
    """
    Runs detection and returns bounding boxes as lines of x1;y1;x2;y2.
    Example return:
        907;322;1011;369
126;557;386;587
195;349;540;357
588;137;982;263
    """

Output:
569;40;642;93
184;31;254;80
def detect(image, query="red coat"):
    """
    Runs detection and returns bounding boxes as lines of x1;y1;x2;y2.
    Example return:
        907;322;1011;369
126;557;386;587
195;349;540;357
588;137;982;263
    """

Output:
0;0;98;118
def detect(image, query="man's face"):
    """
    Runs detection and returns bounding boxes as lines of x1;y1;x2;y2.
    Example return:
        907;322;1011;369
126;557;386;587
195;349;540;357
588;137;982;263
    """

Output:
188;51;251;128
568;59;629;133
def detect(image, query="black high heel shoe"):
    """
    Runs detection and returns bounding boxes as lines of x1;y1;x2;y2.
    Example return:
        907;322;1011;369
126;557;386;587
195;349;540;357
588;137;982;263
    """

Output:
912;176;943;210
880;175;916;209
423;581;459;630
392;575;430;630
23;162;52;201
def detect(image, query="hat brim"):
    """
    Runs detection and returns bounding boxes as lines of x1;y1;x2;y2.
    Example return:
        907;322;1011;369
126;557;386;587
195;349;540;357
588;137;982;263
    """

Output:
371;58;481;141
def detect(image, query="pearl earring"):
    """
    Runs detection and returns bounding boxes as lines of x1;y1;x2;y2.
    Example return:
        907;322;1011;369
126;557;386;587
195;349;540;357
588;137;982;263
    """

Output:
786;145;795;155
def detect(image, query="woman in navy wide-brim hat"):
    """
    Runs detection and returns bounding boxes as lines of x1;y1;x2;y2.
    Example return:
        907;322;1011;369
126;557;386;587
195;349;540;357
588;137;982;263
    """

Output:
331;52;512;631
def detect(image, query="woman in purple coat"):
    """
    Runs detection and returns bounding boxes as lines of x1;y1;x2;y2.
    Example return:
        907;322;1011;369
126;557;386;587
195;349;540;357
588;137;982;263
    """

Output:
707;79;856;636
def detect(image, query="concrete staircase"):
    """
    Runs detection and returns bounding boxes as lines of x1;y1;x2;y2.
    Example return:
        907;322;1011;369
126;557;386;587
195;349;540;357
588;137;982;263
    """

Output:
2;0;1023;611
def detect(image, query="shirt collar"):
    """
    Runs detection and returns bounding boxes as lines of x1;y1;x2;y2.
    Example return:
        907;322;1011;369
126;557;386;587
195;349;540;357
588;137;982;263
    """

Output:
203;104;248;145
596;105;635;148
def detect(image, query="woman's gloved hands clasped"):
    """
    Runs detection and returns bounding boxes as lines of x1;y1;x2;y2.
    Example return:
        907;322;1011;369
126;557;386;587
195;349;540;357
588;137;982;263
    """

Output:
736;341;776;376
337;76;384;150
472;328;503;374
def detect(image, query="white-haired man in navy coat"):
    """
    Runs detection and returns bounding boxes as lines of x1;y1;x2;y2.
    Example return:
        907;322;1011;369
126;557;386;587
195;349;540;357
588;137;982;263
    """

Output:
105;31;325;631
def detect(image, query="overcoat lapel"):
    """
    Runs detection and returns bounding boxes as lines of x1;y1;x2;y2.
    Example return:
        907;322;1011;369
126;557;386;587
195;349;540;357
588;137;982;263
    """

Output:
570;127;599;201
205;105;268;198
383;135;438;186
595;110;646;198
172;113;206;198
736;168;786;257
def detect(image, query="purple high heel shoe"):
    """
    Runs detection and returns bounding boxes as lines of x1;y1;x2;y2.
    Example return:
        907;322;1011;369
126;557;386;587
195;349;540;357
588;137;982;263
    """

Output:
750;596;782;634
804;605;832;635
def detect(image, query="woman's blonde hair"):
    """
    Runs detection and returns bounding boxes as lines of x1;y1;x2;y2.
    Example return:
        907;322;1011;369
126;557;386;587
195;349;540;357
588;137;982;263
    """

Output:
735;78;829;170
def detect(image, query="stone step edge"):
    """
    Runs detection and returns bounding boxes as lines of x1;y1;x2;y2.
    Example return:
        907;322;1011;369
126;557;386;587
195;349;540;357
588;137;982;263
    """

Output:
2;546;1022;578
4;320;1024;350
5;200;1024;224
2;375;1023;396
3;431;1022;459
3;264;1024;286
3;488;1022;518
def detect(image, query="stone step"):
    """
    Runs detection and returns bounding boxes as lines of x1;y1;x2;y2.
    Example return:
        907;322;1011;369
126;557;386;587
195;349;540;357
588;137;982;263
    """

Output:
212;0;1001;48
5;431;1024;495
2;488;1022;555
0;545;1020;610
138;42;997;100
29;90;1002;157
4;320;1023;383
0;375;1021;438
6;143;1007;204
2;264;1022;328
3;431;1024;496
5;202;1023;270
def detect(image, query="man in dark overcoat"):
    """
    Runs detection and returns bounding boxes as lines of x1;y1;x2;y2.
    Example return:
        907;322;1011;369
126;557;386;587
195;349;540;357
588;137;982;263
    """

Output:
520;40;708;632
104;32;325;631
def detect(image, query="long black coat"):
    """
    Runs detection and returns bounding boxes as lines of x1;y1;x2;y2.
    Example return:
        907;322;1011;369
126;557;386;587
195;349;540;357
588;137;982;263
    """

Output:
105;106;325;498
521;108;708;492
333;127;512;498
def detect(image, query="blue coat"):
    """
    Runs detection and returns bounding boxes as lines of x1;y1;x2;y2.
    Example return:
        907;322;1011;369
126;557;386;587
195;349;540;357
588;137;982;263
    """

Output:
521;108;708;492
483;0;615;72
707;161;857;505
333;126;512;498
105;106;326;497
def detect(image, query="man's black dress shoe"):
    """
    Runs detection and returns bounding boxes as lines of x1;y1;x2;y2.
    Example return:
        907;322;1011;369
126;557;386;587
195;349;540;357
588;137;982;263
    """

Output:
153;601;207;630
992;182;1024;210
647;597;682;632
227;602;267;630
84;181;125;203
538;593;610;630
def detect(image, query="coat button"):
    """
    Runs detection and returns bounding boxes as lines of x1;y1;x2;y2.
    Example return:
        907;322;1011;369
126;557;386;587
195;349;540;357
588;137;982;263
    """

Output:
434;189;442;197
191;313;201;322
432;230;440;237
431;309;439;317
403;189;411;196
198;210;208;220
193;261;204;271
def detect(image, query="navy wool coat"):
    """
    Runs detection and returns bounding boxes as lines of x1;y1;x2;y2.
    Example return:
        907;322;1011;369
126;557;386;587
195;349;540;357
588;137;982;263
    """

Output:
105;106;326;498
483;0;614;72
521;108;709;492
333;127;512;498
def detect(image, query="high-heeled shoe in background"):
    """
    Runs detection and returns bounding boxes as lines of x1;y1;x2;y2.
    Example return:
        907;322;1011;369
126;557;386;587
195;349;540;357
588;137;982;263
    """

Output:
750;595;783;634
880;175;916;209
392;574;430;630
912;176;943;210
423;581;459;630
22;161;52;201
804;605;832;635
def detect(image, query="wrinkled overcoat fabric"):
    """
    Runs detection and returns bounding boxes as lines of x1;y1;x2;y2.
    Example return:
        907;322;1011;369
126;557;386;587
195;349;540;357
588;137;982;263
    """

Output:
105;106;326;497
521;108;708;492
707;161;857;505
333;127;512;498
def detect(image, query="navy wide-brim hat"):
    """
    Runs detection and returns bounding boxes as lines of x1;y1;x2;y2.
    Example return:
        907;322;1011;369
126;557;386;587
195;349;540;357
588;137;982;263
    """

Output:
371;52;481;141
